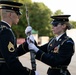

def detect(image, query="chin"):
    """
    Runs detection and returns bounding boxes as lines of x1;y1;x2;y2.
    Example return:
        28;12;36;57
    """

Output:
15;22;18;25
13;22;17;25
53;32;58;35
53;31;56;34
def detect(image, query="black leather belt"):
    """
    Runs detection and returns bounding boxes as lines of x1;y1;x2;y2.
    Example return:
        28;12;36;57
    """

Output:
50;66;67;69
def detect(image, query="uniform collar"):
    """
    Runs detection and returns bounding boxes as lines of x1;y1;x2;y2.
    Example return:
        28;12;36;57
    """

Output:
55;33;67;41
56;33;64;41
1;20;11;28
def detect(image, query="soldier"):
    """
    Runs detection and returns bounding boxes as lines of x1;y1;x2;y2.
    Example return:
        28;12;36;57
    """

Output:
0;1;38;75
26;15;75;75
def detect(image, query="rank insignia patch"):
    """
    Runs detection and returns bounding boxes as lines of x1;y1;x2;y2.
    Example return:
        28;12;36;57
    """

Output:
53;45;60;53
8;42;15;52
53;47;59;53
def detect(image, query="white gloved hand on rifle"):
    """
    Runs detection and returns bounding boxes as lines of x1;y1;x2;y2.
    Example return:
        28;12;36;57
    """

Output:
27;35;35;44
35;71;39;75
28;42;39;52
25;26;32;36
25;26;39;52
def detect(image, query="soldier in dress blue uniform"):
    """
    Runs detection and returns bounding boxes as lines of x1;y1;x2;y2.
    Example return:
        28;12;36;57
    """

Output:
0;1;38;75
25;15;75;75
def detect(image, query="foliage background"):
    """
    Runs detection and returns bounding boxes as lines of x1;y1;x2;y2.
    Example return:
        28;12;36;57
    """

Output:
1;0;76;38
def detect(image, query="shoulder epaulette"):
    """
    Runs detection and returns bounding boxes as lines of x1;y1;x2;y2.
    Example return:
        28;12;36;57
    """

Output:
61;36;70;45
0;25;10;33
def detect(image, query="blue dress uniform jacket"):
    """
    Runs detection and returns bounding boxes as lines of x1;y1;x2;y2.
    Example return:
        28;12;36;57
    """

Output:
36;33;74;75
0;21;35;75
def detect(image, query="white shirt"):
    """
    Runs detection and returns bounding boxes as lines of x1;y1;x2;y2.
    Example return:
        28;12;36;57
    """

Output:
56;33;64;41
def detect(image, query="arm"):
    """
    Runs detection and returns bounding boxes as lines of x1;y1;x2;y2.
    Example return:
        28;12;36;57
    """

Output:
16;25;33;56
36;39;74;67
16;41;29;56
0;29;35;75
38;43;48;53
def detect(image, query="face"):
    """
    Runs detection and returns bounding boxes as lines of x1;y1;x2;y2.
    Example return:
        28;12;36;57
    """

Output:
10;11;20;25
52;23;66;35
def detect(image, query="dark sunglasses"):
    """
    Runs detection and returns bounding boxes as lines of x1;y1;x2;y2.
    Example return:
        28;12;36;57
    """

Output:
52;22;65;27
52;22;59;27
15;11;21;15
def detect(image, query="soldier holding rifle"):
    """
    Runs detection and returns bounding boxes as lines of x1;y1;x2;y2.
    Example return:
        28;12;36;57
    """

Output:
25;15;75;75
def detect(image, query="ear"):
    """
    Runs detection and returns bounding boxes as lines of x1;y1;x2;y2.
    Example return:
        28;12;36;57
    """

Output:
62;24;67;29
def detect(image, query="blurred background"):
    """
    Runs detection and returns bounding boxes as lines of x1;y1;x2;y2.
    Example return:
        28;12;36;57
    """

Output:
0;0;76;75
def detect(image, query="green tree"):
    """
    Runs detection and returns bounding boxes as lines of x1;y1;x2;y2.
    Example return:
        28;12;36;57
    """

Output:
53;10;63;16
14;0;32;3
28;2;53;37
12;1;53;38
18;0;32;3
70;21;76;28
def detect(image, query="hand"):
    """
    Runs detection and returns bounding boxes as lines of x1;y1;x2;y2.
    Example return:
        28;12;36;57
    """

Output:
35;71;39;75
25;26;32;36
28;43;39;52
27;35;35;44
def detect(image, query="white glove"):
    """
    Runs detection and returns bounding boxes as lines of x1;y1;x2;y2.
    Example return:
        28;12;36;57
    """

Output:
28;43;39;52
25;26;32;36
35;71;39;75
27;35;35;44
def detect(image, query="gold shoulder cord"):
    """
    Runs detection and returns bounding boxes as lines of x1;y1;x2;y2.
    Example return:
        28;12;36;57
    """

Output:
40;52;45;61
61;37;69;45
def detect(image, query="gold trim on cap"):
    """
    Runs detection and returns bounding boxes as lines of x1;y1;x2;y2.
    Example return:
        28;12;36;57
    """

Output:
0;4;20;8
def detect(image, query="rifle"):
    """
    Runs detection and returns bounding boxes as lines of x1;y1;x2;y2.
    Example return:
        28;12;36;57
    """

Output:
25;4;36;71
